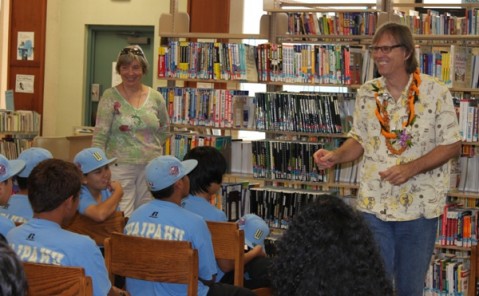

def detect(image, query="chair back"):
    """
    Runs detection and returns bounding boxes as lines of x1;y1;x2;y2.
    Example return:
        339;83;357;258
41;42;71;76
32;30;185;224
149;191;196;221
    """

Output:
63;211;125;246
104;232;199;296
32;136;70;161
23;262;93;296
206;221;245;286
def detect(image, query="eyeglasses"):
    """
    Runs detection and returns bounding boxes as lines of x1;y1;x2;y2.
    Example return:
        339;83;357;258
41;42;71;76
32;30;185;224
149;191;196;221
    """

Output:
368;44;403;54
119;47;144;57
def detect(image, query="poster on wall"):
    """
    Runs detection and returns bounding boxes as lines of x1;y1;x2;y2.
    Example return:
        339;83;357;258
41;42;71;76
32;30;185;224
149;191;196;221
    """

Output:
15;74;34;93
17;32;34;61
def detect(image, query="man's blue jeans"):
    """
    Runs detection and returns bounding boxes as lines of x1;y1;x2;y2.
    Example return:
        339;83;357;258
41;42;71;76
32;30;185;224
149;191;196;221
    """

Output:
362;213;438;296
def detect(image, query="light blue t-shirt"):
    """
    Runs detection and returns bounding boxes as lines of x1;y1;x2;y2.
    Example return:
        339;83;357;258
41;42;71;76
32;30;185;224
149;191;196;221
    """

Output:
182;194;227;222
182;194;227;281
124;199;217;296
0;194;33;224
7;218;111;296
0;215;15;237
78;185;114;214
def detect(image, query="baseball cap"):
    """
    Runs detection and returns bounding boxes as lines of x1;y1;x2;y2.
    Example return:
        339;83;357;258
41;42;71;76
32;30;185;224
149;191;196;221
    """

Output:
238;214;270;249
74;147;117;174
17;147;53;178
146;155;198;191
0;154;25;182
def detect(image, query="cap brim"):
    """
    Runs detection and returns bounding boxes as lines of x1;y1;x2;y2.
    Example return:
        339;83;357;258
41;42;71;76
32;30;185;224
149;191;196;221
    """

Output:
84;157;117;174
181;159;198;175
0;159;26;182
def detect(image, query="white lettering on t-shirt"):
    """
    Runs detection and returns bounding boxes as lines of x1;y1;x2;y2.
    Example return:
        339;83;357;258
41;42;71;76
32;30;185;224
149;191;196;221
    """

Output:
124;222;185;241
11;244;65;265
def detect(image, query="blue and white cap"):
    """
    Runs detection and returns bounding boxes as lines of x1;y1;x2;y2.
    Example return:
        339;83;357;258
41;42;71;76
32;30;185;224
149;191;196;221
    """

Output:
238;214;270;249
74;147;117;174
0;154;25;182
145;155;197;191
17;147;53;178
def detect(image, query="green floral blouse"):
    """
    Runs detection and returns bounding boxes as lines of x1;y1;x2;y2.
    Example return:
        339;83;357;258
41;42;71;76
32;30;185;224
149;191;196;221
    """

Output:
92;86;170;165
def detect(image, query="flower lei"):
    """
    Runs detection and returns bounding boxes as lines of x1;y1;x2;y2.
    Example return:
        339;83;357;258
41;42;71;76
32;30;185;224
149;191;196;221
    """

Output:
373;69;421;155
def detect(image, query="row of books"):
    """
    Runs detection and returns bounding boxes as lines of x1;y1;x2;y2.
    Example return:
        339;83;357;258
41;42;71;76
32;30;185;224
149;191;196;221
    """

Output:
0;110;41;133
286;11;378;36
439;205;479;247
166;133;231;163
424;253;469;296
0;138;33;160
457;99;479;143
158;87;253;128
158;41;258;81
212;183;332;227
256;43;366;84
251;140;325;182
456;155;479;193
230;141;253;175
255;92;355;134
249;187;331;229
333;158;362;184
397;8;477;36
213;182;253;222
416;45;475;89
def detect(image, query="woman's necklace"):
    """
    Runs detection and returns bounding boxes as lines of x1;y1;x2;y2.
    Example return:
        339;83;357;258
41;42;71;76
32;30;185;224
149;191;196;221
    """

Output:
373;69;421;155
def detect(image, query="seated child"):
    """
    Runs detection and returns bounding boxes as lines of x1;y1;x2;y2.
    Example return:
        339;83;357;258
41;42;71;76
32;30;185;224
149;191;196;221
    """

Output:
73;147;123;222
0;154;25;236
7;159;127;296
125;155;254;296
182;146;271;289
0;148;52;224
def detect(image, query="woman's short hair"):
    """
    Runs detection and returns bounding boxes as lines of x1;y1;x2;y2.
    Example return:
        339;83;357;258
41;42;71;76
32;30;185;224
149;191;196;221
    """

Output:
115;45;149;74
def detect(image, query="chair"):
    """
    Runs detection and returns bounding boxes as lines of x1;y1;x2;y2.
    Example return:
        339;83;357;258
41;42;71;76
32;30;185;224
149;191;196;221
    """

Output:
63;211;126;246
206;220;245;286
206;221;272;296
104;232;199;296
23;262;93;296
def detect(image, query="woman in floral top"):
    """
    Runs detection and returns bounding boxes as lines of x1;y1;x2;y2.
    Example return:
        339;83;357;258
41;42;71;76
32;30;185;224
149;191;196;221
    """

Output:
92;45;169;217
313;23;461;296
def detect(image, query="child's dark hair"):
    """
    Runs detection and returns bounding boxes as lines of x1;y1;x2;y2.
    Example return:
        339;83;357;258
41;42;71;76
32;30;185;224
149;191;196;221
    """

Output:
151;184;175;200
28;159;82;213
184;146;227;195
15;177;28;191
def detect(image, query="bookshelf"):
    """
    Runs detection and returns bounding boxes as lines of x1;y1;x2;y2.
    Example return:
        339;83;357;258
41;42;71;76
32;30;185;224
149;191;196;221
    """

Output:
0;110;41;159
160;0;479;294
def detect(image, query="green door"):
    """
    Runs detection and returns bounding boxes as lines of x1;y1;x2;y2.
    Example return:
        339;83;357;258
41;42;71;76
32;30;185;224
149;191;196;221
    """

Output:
85;26;154;126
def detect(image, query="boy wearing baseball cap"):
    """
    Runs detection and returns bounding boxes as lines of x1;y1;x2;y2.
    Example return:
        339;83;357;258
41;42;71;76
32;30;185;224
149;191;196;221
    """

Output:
0;154;25;237
73;147;123;222
182;146;271;289
0;147;52;224
7;158;127;296
125;155;254;296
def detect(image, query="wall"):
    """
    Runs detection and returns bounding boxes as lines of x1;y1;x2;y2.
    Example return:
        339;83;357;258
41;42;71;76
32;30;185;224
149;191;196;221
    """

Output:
0;0;9;108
